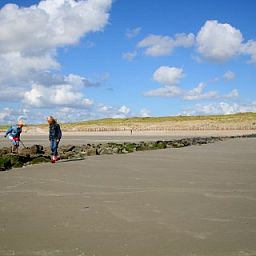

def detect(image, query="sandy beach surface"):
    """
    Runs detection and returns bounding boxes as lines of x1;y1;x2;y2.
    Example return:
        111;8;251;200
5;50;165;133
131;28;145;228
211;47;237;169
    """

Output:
0;138;256;256
1;130;255;148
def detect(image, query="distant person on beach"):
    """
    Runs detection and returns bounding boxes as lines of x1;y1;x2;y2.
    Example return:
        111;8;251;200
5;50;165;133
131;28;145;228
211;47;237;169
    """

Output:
4;120;24;153
47;116;62;163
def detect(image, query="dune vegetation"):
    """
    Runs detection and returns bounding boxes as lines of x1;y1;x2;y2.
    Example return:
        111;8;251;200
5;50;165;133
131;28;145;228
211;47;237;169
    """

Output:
16;112;256;133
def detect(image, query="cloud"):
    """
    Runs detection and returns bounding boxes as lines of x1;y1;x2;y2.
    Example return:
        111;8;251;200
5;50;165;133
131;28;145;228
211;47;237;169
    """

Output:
97;104;131;118
122;51;137;61
137;33;195;56
0;0;112;102
126;27;142;39
145;66;239;100
223;71;236;81
224;89;239;99
0;0;112;54
196;20;243;62
182;101;256;116
0;108;31;124
144;86;182;97
153;66;184;85
24;84;93;108
183;83;218;100
240;40;256;64
139;108;151;117
134;20;256;64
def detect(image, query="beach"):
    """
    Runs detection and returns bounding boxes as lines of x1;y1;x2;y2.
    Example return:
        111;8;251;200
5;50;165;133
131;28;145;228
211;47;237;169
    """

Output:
0;137;256;255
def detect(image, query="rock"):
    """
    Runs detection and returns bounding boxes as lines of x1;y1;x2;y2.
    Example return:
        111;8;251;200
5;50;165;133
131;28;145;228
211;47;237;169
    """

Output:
153;141;167;149
60;151;76;159
60;145;76;153
87;148;97;156
121;148;129;154
97;147;114;155
30;145;44;154
124;143;137;153
171;142;185;148
0;156;12;171
113;147;121;154
30;156;50;165
19;147;33;156
0;147;12;156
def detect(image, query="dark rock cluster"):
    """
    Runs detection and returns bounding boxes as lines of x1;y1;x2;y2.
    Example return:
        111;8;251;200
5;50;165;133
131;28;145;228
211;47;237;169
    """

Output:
0;134;255;171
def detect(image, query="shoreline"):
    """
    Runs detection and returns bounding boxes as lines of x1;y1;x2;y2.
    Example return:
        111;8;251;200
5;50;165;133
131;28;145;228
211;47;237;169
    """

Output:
1;134;255;171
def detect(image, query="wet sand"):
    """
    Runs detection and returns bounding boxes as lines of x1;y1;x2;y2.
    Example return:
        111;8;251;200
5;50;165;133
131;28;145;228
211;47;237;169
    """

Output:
0;138;256;256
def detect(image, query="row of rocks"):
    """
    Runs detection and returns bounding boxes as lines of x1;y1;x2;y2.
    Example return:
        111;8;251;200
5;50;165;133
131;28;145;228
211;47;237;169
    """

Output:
1;134;255;171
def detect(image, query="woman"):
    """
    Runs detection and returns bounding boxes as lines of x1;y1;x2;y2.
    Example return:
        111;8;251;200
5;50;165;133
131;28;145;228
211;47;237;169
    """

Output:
47;116;62;163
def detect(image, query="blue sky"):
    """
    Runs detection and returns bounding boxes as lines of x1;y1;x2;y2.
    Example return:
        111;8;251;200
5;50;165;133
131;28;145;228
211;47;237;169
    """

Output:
0;0;256;124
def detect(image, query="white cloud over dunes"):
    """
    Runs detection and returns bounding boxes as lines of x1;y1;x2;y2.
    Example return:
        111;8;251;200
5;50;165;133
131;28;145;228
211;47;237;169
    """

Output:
223;71;236;81
136;20;256;64
98;104;131;118
24;84;93;108
144;66;239;101
182;101;256;116
153;66;184;86
126;27;142;39
0;0;112;109
0;0;112;53
196;20;243;62
137;33;195;57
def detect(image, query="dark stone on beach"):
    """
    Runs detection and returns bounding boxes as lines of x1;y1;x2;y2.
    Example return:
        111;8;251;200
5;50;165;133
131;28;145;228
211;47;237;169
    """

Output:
61;151;76;159
30;145;44;154
87;148;97;156
0;154;31;170
30;156;50;165
60;145;76;153
0;156;12;171
154;141;167;149
97;147;114;155
0;147;12;156
171;142;185;148
19;145;44;156
124;143;137;153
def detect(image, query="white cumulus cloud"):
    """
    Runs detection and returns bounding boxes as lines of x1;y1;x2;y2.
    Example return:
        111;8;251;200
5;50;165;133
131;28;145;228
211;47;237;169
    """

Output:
24;84;93;108
223;71;236;81
137;33;195;56
182;101;256;116
240;40;256;64
196;20;243;62
145;66;240;101
126;27;142;39
153;66;184;86
0;0;112;105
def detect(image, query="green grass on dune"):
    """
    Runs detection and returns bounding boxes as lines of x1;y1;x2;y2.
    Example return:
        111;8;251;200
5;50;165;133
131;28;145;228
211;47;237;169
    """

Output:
1;113;256;129
61;112;256;127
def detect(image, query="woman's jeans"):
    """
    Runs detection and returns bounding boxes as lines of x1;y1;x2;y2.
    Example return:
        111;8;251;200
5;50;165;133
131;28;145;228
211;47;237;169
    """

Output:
50;139;59;156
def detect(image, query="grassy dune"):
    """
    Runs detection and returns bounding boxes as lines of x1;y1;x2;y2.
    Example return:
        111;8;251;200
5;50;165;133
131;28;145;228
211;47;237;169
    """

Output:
1;113;256;133
42;112;256;132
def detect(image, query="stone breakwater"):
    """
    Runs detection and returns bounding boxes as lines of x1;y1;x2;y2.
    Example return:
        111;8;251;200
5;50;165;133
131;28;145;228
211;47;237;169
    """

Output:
0;135;255;171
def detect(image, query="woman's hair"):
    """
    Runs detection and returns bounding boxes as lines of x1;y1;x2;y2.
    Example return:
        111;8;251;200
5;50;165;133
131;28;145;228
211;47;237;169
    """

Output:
47;116;57;124
17;120;24;127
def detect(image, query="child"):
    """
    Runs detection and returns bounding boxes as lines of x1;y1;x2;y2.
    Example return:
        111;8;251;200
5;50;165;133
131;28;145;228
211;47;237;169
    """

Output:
47;116;62;163
4;120;24;153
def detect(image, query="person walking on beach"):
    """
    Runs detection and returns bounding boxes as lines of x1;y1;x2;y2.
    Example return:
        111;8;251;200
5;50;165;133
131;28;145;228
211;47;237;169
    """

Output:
4;120;24;153
47;116;62;163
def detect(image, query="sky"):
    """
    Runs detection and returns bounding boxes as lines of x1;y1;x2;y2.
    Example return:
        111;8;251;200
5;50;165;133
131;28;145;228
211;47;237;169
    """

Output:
0;0;256;124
